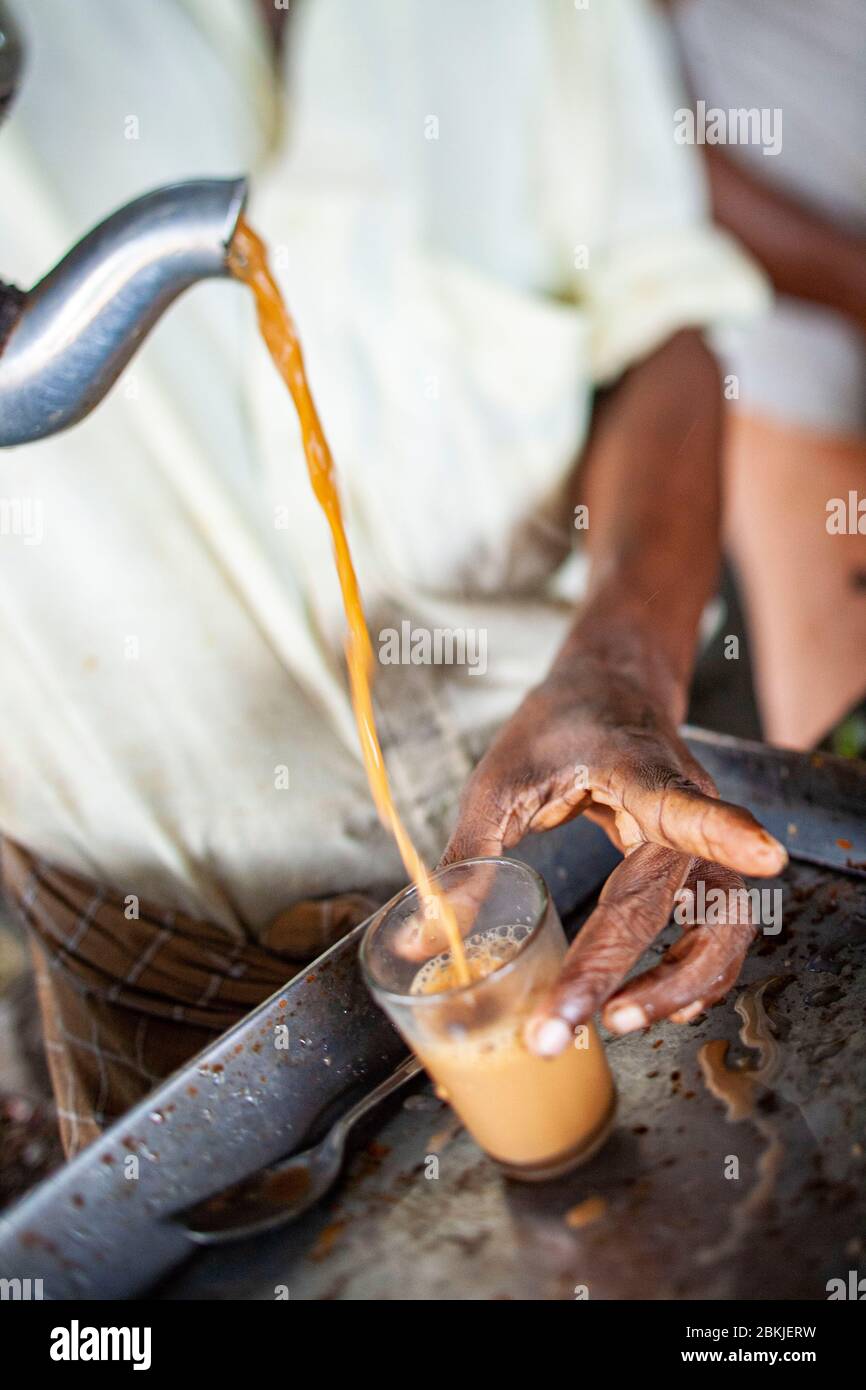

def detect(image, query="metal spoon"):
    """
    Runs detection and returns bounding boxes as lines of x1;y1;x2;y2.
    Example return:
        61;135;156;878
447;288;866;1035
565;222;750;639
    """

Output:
175;1054;422;1244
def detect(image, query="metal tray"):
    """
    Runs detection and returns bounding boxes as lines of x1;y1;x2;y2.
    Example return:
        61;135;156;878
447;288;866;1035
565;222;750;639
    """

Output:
1;729;865;1299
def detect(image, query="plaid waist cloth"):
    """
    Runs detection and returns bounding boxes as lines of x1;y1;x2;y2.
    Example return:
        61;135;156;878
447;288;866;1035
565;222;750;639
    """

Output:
0;838;376;1157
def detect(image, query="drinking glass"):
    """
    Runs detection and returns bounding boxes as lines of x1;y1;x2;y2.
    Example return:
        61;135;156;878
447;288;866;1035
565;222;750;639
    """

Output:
361;856;616;1181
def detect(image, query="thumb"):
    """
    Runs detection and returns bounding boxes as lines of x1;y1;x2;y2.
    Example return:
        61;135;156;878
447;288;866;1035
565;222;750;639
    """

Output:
440;775;517;868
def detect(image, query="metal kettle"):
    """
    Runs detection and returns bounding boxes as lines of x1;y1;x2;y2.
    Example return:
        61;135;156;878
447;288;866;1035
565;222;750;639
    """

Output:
0;1;248;447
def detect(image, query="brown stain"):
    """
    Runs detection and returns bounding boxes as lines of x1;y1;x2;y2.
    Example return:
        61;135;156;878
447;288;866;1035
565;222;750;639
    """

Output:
564;1195;607;1229
19;1230;58;1253
698;1039;755;1122
697;978;786;1267
310;1219;347;1261
261;1165;311;1206
427;1114;463;1155
735;978;782;1085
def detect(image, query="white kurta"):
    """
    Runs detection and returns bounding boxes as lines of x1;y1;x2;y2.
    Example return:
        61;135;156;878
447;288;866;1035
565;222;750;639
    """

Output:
0;0;766;936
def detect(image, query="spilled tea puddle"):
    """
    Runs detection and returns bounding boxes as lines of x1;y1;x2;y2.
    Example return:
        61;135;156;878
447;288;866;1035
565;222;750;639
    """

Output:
696;978;785;1265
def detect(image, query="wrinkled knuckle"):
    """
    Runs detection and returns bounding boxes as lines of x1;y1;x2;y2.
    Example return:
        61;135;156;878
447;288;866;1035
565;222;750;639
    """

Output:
681;763;718;797
635;762;685;794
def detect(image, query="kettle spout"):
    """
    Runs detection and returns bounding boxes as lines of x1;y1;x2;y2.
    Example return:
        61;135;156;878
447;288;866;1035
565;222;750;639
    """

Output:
0;176;248;447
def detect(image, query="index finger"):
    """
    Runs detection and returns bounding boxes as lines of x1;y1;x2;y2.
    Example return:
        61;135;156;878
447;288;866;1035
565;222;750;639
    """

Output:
619;778;787;878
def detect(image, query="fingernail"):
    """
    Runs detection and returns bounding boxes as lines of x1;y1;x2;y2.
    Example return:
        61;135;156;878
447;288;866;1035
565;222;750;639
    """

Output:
606;1003;647;1035
756;833;788;871
670;999;704;1023
525;1016;573;1056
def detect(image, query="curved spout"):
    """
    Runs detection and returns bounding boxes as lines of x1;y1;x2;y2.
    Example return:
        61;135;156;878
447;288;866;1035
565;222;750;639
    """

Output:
0;0;24;123
0;176;248;447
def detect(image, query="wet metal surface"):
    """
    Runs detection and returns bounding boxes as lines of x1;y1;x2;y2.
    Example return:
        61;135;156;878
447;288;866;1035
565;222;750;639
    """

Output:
1;732;864;1299
161;860;866;1301
0;810;618;1298
685;728;866;879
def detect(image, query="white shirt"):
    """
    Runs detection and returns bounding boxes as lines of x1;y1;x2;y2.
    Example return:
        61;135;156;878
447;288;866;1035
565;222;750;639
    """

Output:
0;0;766;936
674;0;866;435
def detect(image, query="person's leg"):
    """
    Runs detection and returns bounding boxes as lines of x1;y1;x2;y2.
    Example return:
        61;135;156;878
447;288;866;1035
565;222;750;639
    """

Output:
1;838;375;1157
725;411;866;749
27;935;217;1157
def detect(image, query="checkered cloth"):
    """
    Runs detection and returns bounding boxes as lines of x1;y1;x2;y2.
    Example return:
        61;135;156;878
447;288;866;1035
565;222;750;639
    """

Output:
0;839;376;1157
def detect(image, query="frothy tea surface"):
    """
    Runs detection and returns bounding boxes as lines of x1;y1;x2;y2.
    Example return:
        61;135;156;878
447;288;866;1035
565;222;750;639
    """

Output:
410;924;531;996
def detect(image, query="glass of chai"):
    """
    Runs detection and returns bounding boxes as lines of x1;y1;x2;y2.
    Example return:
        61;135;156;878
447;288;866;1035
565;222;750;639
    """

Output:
360;857;616;1181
